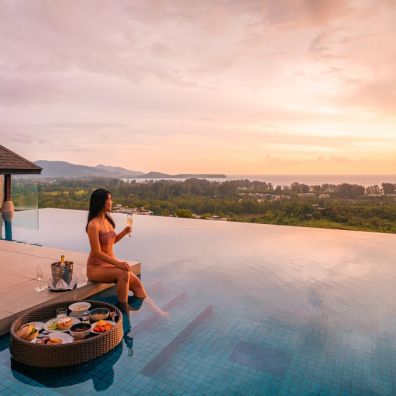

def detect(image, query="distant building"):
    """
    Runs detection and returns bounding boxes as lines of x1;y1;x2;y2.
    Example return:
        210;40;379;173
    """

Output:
207;215;227;221
298;193;315;197
139;210;153;215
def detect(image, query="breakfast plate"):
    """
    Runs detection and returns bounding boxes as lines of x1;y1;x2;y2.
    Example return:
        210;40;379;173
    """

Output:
47;331;73;344
44;317;79;332
28;322;45;332
91;320;115;334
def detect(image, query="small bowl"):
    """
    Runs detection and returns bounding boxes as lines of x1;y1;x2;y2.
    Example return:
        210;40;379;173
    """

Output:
69;323;92;339
69;302;91;313
89;308;110;322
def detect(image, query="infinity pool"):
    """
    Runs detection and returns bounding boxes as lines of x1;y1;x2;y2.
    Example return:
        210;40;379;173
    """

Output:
1;208;396;395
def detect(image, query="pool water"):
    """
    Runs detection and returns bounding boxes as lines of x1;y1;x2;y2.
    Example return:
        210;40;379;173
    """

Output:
1;208;396;395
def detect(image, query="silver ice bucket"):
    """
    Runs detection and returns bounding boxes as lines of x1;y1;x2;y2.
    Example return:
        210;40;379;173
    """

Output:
51;261;74;285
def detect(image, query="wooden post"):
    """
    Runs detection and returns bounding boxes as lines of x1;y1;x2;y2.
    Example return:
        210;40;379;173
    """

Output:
4;174;11;201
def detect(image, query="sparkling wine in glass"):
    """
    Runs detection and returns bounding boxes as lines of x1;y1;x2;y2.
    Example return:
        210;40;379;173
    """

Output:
126;215;133;237
35;264;46;292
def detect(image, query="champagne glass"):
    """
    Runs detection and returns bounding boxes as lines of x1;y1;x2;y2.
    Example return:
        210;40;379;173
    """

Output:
126;215;133;237
35;264;45;292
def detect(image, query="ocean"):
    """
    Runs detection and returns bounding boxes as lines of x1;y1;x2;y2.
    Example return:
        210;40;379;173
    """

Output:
125;174;396;187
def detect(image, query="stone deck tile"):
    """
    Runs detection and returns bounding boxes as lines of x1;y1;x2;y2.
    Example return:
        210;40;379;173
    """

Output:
0;272;32;289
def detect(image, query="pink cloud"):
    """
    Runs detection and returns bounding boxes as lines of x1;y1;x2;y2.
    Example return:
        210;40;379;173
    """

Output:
0;0;395;172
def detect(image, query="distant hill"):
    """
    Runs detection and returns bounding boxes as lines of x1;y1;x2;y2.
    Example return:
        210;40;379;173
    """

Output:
35;161;144;178
33;160;226;179
95;164;145;177
142;171;170;178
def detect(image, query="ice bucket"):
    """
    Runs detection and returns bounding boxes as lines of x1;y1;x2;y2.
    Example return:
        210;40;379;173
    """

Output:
51;261;74;285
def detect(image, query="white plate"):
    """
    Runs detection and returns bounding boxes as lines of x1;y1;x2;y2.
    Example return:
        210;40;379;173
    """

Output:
28;322;45;332
44;317;80;332
68;302;91;313
91;320;116;334
48;331;73;344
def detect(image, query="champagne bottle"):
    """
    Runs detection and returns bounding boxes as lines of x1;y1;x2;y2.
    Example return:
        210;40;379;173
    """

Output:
60;255;65;266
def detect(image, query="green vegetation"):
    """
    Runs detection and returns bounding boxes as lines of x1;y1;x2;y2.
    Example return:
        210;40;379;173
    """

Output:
13;178;396;234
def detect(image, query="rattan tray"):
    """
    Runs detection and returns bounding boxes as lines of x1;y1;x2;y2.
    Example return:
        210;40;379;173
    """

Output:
10;300;123;367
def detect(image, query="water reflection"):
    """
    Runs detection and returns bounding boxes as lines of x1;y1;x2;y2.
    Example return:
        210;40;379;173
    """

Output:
10;343;123;391
9;209;39;231
1;209;39;241
7;291;140;391
0;217;13;241
91;287;140;358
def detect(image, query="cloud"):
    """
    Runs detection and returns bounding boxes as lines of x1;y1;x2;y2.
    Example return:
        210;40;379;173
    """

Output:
0;0;395;173
338;77;396;115
0;74;72;105
263;0;350;27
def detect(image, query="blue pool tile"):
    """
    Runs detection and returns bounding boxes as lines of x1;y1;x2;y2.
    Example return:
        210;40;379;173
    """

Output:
229;340;291;377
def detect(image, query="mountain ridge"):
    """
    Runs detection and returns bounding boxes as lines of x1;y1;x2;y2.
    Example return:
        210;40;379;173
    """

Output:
34;160;226;179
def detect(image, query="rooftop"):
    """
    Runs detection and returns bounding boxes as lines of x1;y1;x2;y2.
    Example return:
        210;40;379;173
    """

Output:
0;145;42;175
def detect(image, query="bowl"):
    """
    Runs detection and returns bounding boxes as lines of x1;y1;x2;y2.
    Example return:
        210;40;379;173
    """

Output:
69;323;92;339
69;302;91;313
89;308;110;322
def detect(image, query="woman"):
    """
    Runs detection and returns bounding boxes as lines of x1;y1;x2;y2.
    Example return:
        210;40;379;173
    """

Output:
86;188;150;313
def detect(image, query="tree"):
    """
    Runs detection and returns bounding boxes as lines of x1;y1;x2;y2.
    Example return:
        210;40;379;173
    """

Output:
175;208;193;218
382;183;395;195
336;183;365;199
366;185;382;195
299;184;310;194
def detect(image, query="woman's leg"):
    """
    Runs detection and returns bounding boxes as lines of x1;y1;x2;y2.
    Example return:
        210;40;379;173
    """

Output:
128;273;169;317
128;273;148;299
87;266;130;303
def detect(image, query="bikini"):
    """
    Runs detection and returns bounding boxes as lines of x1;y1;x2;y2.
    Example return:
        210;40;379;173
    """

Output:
87;230;117;266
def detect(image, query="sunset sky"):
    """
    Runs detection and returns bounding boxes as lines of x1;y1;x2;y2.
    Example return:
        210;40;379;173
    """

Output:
0;0;395;174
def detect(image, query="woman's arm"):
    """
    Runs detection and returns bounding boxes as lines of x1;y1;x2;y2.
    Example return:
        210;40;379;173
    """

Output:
115;226;131;243
87;221;129;270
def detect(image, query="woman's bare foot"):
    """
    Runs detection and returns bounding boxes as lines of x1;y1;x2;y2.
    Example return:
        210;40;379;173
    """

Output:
145;297;170;317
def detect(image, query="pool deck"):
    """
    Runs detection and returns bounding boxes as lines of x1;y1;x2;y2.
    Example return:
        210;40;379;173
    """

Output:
0;239;141;336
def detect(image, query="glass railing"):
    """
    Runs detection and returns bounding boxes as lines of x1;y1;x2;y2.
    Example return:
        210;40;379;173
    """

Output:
1;177;40;240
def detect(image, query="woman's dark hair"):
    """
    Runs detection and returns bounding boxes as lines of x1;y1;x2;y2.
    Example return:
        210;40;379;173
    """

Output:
86;188;115;231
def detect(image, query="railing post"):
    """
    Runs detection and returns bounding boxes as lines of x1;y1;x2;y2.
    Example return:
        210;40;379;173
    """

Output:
2;174;14;220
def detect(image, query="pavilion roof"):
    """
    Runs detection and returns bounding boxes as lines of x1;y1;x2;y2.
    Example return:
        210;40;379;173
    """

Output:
0;145;42;175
